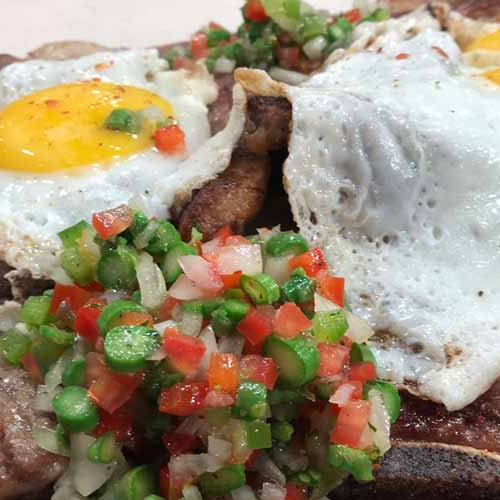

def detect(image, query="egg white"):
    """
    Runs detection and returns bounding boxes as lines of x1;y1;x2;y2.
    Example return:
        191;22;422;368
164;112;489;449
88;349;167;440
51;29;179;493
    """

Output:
0;49;245;281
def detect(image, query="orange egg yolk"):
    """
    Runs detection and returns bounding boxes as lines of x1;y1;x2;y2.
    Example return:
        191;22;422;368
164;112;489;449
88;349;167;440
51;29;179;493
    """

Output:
0;81;173;173
465;29;500;52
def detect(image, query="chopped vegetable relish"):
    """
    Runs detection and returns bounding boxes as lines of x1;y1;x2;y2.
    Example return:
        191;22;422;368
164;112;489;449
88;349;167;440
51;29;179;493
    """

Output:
164;0;391;74
1;205;400;500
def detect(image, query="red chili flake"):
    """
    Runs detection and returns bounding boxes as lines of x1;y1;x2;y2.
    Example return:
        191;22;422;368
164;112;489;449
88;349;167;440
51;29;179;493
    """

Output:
396;53;409;60
45;99;59;108
432;46;449;58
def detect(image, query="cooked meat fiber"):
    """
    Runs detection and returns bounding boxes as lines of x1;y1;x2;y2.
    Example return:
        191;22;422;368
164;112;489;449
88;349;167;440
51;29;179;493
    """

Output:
0;359;67;499
178;151;271;241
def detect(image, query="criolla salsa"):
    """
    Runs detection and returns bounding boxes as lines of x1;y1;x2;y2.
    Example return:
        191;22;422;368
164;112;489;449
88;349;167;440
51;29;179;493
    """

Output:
0;204;400;500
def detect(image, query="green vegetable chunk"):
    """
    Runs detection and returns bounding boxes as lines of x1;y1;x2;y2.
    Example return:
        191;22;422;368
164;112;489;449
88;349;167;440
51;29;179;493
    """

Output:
211;299;249;335
350;343;376;365
52;386;99;433
271;421;294;442
104;325;159;373
207;28;231;46
97;245;137;291
142;361;184;401
58;220;90;248
240;273;280;305
98;300;146;337
39;325;75;346
62;359;87;387
198;464;246;496
161;241;197;284
144;496;165;500
364;8;390;22
281;274;315;304
246;421;272;449
20;296;52;326
32;339;65;375
364;380;401;424
60;246;95;285
115;465;156;500
264;334;319;388
313;310;348;342
146;220;181;255
266;231;309;257
232;381;268;420
183;298;223;319
88;431;116;464
327;444;374;482
104;108;142;133
0;329;31;365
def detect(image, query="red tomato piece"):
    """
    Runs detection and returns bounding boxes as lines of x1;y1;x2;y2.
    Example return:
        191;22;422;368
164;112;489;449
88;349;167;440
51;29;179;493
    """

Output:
115;310;154;328
317;343;350;378
92;204;133;240
348;362;377;383
159;382;209;416
208;353;239;396
154;125;186;155
220;271;243;290
213;224;233;243
80;282;105;292
245;449;261;469
74;299;105;344
245;0;268;21
237;308;274;346
344;8;361;23
274;302;312;338
317;275;345;307
21;352;43;383
240;355;278;390
159;296;182;321
163;431;199;456
50;283;94;315
277;46;301;70
331;400;371;448
92;408;134;442
285;482;308;500
163;327;206;376
159;466;170;500
243;339;263;355
289;247;328;278
190;31;209;59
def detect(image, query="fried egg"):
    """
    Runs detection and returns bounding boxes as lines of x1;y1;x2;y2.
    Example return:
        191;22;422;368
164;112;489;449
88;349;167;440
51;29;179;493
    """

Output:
0;49;246;281
238;30;500;411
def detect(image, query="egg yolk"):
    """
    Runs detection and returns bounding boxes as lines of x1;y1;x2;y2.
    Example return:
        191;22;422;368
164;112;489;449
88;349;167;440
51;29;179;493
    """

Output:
0;81;173;173
465;29;500;52
482;68;500;86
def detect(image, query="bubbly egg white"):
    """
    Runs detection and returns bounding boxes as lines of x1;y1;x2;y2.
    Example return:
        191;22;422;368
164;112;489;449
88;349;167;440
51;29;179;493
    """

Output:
283;31;500;410
0;49;245;281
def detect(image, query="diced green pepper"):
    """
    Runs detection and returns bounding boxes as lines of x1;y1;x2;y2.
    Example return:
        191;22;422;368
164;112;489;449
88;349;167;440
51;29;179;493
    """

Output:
62;359;87;387
60;246;95;285
350;343;376;365
300;12;328;41
58;220;90;248
98;300;146;337
240;273;280;305
0;329;31;365
266;232;309;257
315;381;333;400
223;299;250;323
211;307;235;335
142;360;184;401
32;338;65;375
198;465;246;496
39;325;75;347
264;334;319;388
104;108;142;133
313;310;348;342
115;465;156;500
88;431;116;464
146;221;181;255
245;421;272;449
97;245;137;291
20;295;52;326
271;421;294;442
232;381;268;420
207;28;231;46
327;444;374;482
363;8;390;22
52;386;99;433
183;298;223;319
268;388;302;405
295;469;322;488
161;242;197;284
364;380;401;424
281;274;315;304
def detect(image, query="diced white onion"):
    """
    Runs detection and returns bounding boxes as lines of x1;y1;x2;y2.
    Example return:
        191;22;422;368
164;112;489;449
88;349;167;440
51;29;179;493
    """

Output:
34;384;58;412
268;66;309;85
198;325;218;375
46;349;73;392
154;319;177;334
169;453;222;479
303;35;328;60
218;334;245;356
232;485;258;500
178;255;223;291
261;482;287;500
169;274;213;301
216;244;263;275
345;310;375;343
32;426;70;457
183;485;203;500
201;237;223;257
330;383;357;407
177;415;203;435
137;252;167;310
264;255;292;285
368;389;391;454
70;433;117;496
127;194;149;214
314;292;341;313
204;390;235;408
133;220;158;250
255;453;286;486
230;419;252;464
100;289;128;303
208;436;232;463
214;57;236;74
358;424;374;450
51;470;87;500
181;310;203;337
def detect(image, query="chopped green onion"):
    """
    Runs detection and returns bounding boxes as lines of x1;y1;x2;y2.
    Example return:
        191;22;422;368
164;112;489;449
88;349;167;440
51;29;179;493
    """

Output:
0;328;31;365
271;421;294;442
364;380;401;424
104;108;142;134
20;295;52;326
62;359;87;387
232;381;268;420
281;274;315;304
115;465;156;500
39;325;75;347
240;273;280;305
198;464;246;496
161;241;197;284
88;431;116;464
97;245;137;291
266;231;309;256
245;421;272;449
98;300;146;337
313;310;348;342
52;386;99;433
327;444;374;482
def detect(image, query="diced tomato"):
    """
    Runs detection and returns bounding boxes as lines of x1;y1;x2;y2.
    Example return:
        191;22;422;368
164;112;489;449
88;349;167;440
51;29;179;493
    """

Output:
92;408;134;442
317;275;345;307
74;298;105;344
115;310;154;328
159;381;209;416
21;352;43;383
163;328;206;376
330;381;363;408
348;362;377;383
159;296;182;321
163;431;199;456
221;271;243;290
245;0;268;21
331;400;371;448
237;308;274;346
190;31;209;59
277;46;301;70
208;353;239;396
317;343;350;378
159;466;170;500
243;339;263;355
171;56;196;70
274;302;312;338
245;449;261;469
240;355;278;390
330;403;341;416
92;204;133;240
86;352;141;414
154;125;186;155
289;247;328;278
213;225;233;243
285;482;308;500
50;283;94;315
80;281;105;292
344;8;361;23
396;52;410;60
